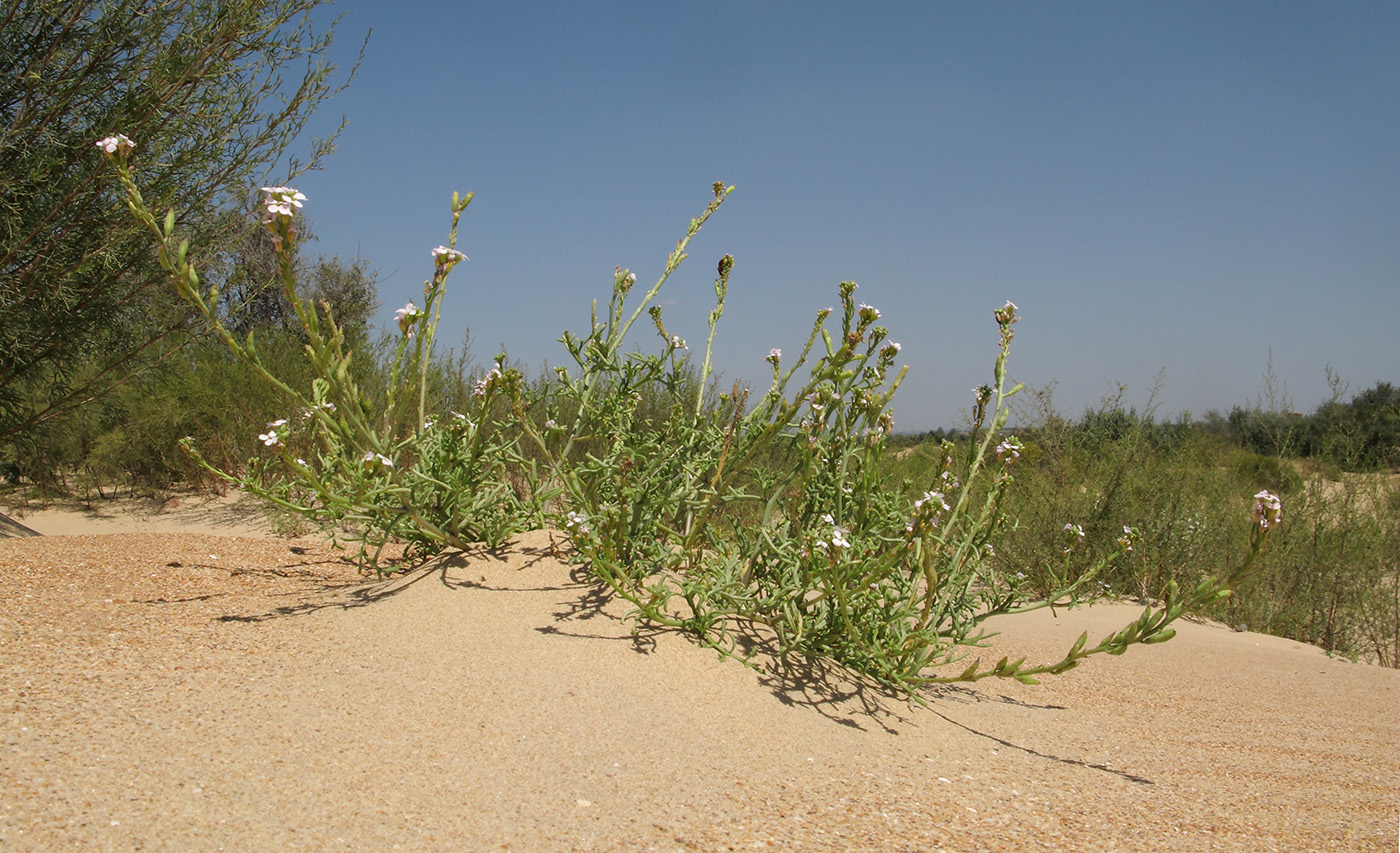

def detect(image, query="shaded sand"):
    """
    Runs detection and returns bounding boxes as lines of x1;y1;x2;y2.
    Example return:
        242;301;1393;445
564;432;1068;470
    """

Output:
1;523;1397;850
5;490;277;539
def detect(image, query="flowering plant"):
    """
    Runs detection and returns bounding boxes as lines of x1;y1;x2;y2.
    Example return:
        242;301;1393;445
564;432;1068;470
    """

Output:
103;146;1280;691
103;138;535;563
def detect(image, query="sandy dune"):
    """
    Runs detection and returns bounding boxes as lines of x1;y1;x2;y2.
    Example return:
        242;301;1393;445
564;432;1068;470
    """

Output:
1;497;1396;850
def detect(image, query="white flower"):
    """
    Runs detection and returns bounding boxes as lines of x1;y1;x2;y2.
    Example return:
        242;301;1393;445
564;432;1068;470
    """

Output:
395;302;421;334
257;430;280;447
472;366;502;398
362;451;393;470
625;273;637;284
1065;523;1085;538
857;303;881;322
1253;491;1283;529
915;491;949;513
260;186;306;219
995;438;1021;462
544;419;557;430
766;348;782;363
669;335;686;349
294;458;307;466
95;134;135;154
431;246;467;272
565;511;590;537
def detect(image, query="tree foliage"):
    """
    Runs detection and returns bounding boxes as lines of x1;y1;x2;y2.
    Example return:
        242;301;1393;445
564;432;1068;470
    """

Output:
0;0;361;455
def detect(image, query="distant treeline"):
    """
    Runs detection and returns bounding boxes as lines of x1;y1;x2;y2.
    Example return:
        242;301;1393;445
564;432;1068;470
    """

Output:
893;381;1399;474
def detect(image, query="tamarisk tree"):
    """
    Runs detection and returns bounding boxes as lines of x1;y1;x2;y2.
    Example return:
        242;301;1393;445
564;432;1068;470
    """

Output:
0;0;361;477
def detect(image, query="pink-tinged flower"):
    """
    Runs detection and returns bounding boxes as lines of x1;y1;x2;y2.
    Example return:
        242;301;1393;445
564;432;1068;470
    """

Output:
472;366;502;398
995;437;1022;462
431;246;467;271
95;134;135;155
260;186;306;220
766;348;782;363
395;302;420;334
669;335;686;350
1060;522;1085;554
625;273;637;284
857;303;881;323
257;428;282;447
565;511;590;537
994;300;1018;326
1253;491;1282;529
361;451;393;470
915;491;950;513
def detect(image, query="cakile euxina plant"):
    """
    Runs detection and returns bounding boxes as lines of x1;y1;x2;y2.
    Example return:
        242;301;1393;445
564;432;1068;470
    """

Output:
509;182;1283;694
100;135;538;566
102;145;1280;695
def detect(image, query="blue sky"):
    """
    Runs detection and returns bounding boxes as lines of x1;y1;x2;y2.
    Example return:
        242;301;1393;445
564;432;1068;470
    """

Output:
289;1;1398;430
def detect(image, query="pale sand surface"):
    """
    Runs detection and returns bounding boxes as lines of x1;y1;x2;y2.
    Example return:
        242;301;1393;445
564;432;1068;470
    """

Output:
2;500;1397;851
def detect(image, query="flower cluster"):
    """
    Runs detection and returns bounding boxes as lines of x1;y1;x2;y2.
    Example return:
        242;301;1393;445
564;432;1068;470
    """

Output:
995;437;1022;463
765;348;782;364
907;490;950;536
395;302;421;335
1116;525;1139;552
472;365;502;398
361;451;393;470
1253;491;1282;530
260;186;305;221
259;186;305;251
258;418;288;447
565;510;590;537
669;335;686;350
857;303;881;324
818;514;851;552
95;134;135;156
994;300;1019;344
1062;522;1085;553
431;245;467;274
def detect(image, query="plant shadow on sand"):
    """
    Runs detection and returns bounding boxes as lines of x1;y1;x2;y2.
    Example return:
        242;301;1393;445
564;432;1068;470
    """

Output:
204;532;1158;784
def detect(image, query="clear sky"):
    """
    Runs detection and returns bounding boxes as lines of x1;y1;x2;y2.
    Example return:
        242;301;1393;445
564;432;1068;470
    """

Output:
288;1;1398;430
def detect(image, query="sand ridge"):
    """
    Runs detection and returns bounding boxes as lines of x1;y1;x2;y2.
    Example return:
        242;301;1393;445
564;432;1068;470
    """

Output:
1;502;1397;850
